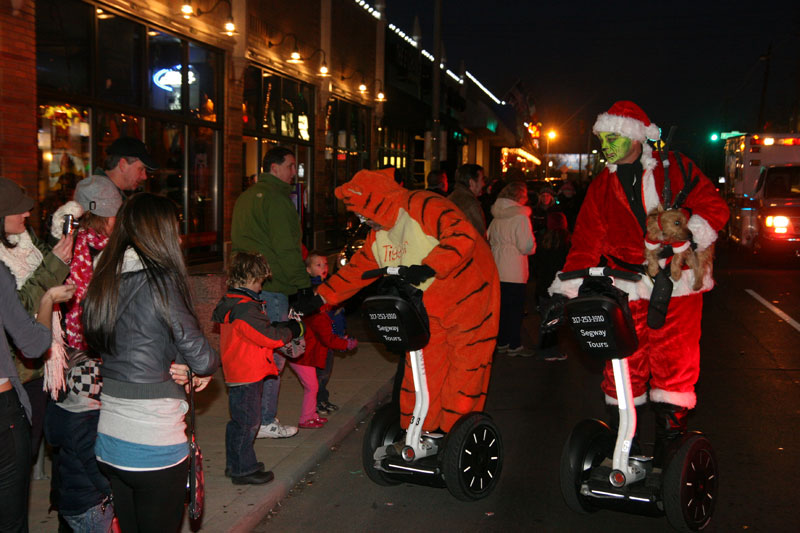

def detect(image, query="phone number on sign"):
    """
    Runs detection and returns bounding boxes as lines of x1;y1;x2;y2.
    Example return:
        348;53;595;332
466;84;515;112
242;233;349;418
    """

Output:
571;315;605;324
369;312;398;321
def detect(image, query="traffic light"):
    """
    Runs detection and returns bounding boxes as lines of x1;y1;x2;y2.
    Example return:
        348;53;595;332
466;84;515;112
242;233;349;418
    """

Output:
709;133;719;142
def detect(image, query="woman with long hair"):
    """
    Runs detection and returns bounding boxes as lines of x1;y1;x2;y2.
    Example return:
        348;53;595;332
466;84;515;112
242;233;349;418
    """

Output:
83;193;219;532
0;175;76;532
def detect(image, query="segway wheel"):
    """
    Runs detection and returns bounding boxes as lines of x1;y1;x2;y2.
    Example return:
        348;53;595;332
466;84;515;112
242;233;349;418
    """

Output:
560;419;614;513
362;403;404;486
663;434;718;532
441;413;503;501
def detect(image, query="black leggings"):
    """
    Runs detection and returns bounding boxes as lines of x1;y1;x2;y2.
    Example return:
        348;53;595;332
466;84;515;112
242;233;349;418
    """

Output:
0;388;32;533
99;458;189;533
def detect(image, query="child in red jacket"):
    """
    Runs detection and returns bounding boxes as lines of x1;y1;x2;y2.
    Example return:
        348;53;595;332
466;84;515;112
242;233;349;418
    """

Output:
297;252;357;417
212;252;303;485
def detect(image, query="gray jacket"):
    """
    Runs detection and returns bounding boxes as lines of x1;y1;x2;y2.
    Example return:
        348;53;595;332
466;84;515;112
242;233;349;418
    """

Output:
0;263;51;419
99;251;219;399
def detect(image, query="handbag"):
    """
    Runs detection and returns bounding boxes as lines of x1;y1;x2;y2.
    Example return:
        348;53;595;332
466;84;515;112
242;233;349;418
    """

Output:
186;372;205;521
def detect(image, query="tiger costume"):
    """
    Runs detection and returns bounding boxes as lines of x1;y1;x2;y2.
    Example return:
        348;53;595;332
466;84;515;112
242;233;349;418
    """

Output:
316;168;500;432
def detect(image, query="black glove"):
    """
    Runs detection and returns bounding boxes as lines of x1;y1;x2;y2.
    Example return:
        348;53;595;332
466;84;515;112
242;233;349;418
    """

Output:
540;293;568;333
399;264;436;285
292;293;324;316
285;319;305;339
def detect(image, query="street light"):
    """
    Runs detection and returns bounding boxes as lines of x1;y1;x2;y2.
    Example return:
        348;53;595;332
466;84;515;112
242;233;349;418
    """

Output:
545;130;557;179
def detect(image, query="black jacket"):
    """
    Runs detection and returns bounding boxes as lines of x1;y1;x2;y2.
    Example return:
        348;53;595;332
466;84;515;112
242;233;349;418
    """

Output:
100;265;219;395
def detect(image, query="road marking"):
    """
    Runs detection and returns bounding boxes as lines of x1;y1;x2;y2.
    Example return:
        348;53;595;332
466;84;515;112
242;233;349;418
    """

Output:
745;289;800;333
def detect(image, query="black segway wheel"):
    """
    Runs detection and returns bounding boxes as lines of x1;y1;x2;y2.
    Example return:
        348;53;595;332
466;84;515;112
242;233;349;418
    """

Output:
362;403;404;486
560;418;614;513
441;412;503;501
663;433;718;531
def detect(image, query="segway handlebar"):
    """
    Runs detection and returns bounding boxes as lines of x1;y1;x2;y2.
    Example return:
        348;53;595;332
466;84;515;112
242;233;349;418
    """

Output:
362;266;402;279
558;267;641;282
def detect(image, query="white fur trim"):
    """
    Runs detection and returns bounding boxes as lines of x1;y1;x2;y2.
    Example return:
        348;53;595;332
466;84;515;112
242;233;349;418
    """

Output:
650;388;696;409
640;144;661;214
645;239;661;250
593;113;660;142
552;267;712;303
50;201;84;239
671;241;690;253
548;273;582;299
687;214;717;252
605;392;649;406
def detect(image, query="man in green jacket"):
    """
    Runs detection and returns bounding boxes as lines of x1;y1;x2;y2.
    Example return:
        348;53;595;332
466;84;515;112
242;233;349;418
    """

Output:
231;146;309;439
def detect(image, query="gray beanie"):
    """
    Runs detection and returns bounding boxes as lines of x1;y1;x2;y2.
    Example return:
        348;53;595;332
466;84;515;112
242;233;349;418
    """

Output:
74;176;123;217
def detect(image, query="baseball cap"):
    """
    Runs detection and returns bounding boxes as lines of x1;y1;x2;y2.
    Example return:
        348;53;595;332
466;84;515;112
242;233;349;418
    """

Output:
74;175;123;217
107;137;158;171
0;176;35;218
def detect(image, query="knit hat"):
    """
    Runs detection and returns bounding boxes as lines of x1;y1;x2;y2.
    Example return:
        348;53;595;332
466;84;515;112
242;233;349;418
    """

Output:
74;175;123;217
592;101;660;142
0;177;34;218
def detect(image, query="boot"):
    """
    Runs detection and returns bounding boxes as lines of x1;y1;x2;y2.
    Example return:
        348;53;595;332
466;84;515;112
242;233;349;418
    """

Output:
652;402;688;466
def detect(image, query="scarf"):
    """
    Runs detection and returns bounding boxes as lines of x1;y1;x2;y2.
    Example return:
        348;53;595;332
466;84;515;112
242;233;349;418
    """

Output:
64;227;108;350
0;230;44;289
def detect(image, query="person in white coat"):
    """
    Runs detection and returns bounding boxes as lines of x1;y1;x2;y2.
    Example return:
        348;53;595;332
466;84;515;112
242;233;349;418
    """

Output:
487;181;536;357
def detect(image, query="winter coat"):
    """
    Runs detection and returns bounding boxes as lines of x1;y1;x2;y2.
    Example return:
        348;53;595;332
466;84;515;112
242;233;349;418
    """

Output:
297;306;349;369
211;288;292;383
550;150;729;301
448;183;487;236
488;198;536;283
99;249;219;391
44;404;110;516
231;173;310;296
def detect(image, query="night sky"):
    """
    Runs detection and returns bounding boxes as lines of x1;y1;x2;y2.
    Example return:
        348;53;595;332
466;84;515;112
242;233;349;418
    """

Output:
385;0;800;163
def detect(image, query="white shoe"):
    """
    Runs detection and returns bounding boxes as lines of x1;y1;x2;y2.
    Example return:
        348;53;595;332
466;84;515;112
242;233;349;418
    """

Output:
506;346;535;357
495;344;510;354
256;418;298;439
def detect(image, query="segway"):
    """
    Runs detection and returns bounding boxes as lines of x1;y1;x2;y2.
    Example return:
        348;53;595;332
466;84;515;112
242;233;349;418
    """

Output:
553;267;718;531
359;266;503;501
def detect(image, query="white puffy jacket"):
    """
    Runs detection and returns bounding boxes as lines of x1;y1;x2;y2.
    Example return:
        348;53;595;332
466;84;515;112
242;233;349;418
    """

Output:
487;198;535;283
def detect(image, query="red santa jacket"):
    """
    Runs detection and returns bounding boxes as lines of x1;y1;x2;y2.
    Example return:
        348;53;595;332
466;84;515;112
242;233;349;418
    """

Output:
296;307;349;369
550;148;729;301
211;290;292;383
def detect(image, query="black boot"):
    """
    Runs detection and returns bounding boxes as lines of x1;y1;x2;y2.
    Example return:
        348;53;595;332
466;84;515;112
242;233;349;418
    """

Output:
652;402;688;466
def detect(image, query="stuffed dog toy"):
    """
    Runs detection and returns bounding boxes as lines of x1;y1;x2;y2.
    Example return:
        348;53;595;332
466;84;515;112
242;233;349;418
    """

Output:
645;205;713;290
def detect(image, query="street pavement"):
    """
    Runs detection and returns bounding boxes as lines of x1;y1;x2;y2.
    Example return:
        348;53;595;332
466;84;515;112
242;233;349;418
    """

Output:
28;270;399;533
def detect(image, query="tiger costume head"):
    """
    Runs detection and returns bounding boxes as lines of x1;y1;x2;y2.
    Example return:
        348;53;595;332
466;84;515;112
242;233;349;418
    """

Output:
335;168;406;229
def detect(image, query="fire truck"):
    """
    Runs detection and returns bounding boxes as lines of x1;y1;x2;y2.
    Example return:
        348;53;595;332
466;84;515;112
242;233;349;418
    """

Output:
723;133;800;256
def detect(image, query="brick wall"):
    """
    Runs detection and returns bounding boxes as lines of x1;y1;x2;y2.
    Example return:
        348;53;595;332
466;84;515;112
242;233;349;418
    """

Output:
0;0;38;203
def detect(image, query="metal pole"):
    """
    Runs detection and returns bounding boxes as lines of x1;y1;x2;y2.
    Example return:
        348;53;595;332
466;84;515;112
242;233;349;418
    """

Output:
431;0;442;170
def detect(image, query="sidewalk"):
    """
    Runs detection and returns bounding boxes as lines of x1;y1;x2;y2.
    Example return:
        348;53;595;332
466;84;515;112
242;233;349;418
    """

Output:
28;272;399;532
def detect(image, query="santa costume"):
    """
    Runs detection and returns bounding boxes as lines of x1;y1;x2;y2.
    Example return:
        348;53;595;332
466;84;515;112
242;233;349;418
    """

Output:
549;101;729;420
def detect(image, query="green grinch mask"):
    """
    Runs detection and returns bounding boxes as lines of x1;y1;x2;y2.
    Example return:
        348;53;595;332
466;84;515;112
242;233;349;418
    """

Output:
598;132;633;164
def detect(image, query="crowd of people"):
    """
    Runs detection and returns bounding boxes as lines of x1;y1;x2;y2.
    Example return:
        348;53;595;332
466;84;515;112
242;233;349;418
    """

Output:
0;99;728;532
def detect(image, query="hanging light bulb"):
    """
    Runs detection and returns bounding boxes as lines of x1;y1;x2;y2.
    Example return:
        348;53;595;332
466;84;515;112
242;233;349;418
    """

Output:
319;61;330;77
223;17;236;35
287;48;304;64
376;90;386;102
358;82;367;93
181;2;193;18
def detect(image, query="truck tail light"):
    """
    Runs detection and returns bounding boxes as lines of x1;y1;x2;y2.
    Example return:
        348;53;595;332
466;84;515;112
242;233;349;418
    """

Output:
765;215;790;233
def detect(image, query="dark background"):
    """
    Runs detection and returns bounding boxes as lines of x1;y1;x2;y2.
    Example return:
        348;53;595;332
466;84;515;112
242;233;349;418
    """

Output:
386;0;800;170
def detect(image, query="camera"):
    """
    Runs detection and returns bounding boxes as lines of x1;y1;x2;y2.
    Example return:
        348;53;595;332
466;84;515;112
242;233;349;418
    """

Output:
62;214;79;236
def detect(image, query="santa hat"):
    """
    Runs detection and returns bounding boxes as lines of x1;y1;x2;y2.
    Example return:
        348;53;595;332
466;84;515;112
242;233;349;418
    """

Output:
592;101;660;142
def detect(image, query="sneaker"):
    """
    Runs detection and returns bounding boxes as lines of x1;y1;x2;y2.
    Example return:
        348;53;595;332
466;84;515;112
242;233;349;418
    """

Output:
506;346;535;357
317;403;330;415
543;352;568;361
256;418;298;439
298;416;327;429
495;344;510;354
321;401;339;412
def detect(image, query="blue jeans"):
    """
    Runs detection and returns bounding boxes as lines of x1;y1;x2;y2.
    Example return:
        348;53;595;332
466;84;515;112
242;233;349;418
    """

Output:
260;291;289;426
225;381;263;477
63;501;115;533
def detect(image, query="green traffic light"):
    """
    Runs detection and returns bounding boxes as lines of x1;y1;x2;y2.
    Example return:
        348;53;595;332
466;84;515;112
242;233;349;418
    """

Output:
710;133;719;142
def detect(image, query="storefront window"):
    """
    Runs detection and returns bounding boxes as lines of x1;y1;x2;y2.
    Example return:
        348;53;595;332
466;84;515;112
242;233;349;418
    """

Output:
262;74;279;135
297;85;312;141
95;111;142;165
97;15;143;106
186;126;218;250
144;120;185;218
281;79;298;138
148;31;184;113
242;136;259;190
37;103;91;228
36;0;91;95
242;67;261;130
189;43;219;122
